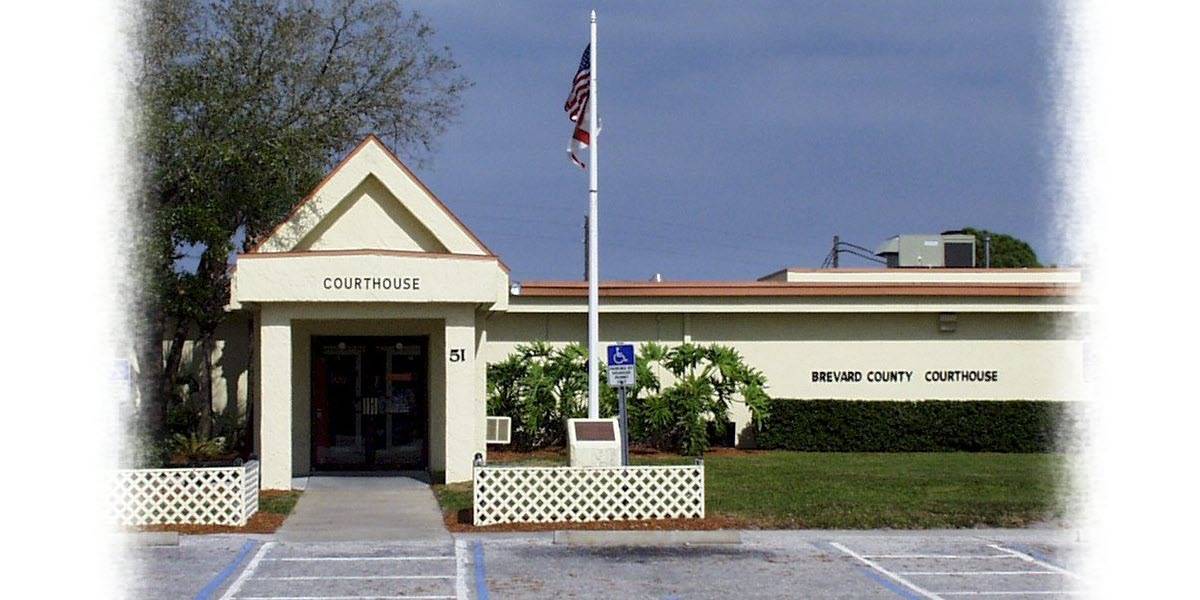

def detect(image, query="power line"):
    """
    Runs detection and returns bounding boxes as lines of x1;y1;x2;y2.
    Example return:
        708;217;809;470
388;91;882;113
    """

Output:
825;235;887;267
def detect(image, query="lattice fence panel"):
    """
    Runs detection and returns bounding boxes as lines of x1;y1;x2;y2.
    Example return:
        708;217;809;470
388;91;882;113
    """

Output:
473;464;704;526
112;461;260;527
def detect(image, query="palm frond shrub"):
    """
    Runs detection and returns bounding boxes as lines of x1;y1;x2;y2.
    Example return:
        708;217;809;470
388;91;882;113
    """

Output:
486;341;588;450
487;341;771;455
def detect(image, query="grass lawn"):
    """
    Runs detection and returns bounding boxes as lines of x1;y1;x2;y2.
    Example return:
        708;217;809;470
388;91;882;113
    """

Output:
434;450;1069;529
259;489;303;516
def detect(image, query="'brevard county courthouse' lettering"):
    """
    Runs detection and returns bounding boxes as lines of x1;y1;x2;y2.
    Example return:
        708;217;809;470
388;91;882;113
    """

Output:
322;276;421;291
811;369;1000;383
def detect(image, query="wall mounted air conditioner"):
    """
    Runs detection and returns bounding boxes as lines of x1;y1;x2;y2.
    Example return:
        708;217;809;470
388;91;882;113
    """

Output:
485;416;511;445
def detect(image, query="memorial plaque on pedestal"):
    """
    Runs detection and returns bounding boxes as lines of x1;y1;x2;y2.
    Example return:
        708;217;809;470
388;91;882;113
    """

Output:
567;418;621;467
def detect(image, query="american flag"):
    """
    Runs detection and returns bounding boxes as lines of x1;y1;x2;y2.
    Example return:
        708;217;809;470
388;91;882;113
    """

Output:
564;44;591;169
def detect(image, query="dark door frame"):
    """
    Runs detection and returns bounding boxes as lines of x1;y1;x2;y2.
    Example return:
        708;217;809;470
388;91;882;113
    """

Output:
309;334;430;472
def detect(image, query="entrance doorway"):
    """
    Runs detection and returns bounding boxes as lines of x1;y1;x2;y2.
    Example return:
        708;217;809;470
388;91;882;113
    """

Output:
311;336;429;470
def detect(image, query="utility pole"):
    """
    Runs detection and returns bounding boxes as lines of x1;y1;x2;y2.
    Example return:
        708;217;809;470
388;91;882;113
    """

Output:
832;235;840;269
984;235;992;268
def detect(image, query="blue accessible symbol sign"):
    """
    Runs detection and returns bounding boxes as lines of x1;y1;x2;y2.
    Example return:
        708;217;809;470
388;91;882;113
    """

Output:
606;344;636;387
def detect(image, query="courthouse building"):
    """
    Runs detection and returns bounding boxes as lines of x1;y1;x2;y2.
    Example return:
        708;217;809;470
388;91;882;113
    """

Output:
215;136;1084;489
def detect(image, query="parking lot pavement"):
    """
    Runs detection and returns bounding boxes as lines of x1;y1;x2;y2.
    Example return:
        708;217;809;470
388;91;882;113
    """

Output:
460;531;896;599
217;540;469;600
819;533;1084;599
122;534;271;600
129;529;1083;599
127;537;475;600
460;529;1084;599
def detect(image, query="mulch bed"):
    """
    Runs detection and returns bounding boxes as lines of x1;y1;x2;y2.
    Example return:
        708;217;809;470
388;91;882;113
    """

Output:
486;447;568;462
441;508;750;533
128;512;287;535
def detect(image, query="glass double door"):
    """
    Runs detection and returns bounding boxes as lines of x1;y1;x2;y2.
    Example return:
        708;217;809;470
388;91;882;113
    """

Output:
311;336;428;470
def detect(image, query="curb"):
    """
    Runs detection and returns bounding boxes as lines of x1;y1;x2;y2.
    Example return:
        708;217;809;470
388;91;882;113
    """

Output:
553;529;741;546
125;531;180;546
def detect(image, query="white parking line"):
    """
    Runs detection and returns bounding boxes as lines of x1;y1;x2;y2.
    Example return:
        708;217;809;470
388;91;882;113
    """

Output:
218;543;462;600
454;539;469;600
263;556;455;561
936;592;1085;596
220;542;276;600
987;544;1082;581
900;571;1059;576
234;596;456;600
835;541;1088;600
255;576;454;580
862;554;1016;560
830;542;945;600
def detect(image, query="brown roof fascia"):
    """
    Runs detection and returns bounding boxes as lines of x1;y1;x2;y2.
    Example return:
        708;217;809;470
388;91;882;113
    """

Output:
516;281;1079;298
776;267;1082;274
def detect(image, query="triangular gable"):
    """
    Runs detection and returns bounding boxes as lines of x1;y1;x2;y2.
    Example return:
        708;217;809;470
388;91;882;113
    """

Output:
292;174;448;253
250;135;499;261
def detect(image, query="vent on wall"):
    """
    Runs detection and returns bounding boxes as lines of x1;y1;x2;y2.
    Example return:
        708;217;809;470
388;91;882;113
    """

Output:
939;312;958;333
485;416;512;445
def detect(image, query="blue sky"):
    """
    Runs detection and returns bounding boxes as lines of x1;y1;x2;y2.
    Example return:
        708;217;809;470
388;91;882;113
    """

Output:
403;1;1060;281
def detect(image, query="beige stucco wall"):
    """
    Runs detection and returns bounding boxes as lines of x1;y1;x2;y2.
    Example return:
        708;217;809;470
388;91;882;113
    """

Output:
207;295;1082;489
481;311;1081;398
159;313;251;420
294;175;448;253
480;310;1084;444
234;253;508;308
251;302;487;489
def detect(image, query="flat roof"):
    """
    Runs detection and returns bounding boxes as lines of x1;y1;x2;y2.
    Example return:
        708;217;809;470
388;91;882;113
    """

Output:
757;267;1081;285
515;277;1079;298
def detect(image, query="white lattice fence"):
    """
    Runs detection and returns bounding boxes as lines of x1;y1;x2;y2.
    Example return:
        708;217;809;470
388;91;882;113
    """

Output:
473;464;704;526
112;460;261;527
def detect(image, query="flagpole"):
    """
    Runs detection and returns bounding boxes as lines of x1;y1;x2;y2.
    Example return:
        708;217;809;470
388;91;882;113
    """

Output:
586;9;600;419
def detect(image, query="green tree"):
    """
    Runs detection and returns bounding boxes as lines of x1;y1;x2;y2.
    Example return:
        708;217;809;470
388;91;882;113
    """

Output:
131;0;469;442
960;227;1042;268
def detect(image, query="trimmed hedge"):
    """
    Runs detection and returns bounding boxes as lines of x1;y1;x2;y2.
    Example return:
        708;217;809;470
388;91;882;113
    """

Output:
755;399;1078;453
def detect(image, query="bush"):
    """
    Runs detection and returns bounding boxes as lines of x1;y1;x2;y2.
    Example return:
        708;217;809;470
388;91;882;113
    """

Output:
487;341;771;455
630;342;770;455
756;399;1077;453
486;341;588;450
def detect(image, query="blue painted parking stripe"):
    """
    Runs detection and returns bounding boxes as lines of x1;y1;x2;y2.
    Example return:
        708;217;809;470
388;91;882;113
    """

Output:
195;540;258;600
472;540;490;600
858;567;930;600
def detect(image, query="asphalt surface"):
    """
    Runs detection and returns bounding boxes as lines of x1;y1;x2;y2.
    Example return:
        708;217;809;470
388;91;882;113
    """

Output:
126;529;1084;599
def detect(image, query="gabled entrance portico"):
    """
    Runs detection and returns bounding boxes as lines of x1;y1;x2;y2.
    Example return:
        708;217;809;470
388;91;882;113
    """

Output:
233;136;509;489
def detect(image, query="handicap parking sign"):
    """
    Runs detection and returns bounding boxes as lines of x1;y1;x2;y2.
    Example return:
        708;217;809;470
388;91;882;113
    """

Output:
606;344;636;387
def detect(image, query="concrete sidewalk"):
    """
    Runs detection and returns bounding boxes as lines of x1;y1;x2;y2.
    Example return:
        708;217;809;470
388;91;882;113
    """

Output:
275;474;450;542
